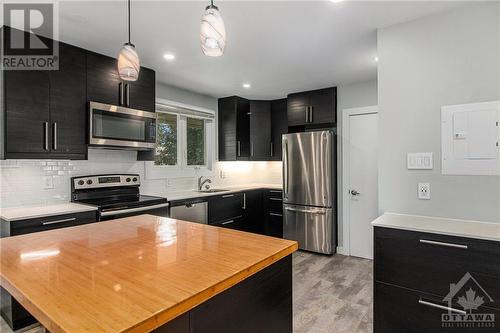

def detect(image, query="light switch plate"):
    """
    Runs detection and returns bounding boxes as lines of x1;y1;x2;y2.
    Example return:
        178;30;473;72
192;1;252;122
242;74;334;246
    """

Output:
407;153;433;170
418;182;431;200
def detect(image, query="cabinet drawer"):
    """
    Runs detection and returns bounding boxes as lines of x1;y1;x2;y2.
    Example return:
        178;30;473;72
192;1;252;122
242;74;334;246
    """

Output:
266;213;283;238
267;189;283;199
212;216;245;231
375;282;499;333
208;193;244;224
9;211;97;236
268;198;283;213
375;227;500;309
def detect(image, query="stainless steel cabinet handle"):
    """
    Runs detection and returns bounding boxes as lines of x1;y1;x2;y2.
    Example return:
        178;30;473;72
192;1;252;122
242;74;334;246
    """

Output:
237;141;241;157
419;239;468;249
309;106;313;123
100;203;169;217
125;83;130;106
243;193;246;210
52;122;57;150
285;207;326;215
222;219;235;225
269;197;282;201
42;217;76;226
222;194;235;198
250;142;254;157
269;190;282;194
119;82;124;105
270;213;283;217
43;122;49;150
270;142;274;157
305;106;309;123
418;300;466;315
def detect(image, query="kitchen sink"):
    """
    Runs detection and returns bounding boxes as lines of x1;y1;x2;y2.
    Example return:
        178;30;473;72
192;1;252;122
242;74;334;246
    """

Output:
197;189;229;193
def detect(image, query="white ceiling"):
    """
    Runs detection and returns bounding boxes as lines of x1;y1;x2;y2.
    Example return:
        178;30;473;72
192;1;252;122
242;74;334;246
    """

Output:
55;1;465;99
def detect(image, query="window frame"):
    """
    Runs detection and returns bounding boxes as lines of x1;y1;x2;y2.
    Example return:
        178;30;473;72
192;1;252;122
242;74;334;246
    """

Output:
145;99;215;180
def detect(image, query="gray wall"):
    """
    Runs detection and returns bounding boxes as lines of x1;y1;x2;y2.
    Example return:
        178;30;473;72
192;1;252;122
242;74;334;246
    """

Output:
378;3;500;223
156;82;217;111
337;80;378;250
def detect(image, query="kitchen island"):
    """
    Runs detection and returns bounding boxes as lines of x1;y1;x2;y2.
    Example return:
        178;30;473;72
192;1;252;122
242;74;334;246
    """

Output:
0;215;297;333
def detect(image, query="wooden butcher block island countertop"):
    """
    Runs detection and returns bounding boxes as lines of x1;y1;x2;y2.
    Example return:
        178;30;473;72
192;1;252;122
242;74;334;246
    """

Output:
0;215;298;333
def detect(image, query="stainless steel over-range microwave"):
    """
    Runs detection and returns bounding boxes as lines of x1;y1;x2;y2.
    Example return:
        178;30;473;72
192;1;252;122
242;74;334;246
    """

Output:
89;101;156;150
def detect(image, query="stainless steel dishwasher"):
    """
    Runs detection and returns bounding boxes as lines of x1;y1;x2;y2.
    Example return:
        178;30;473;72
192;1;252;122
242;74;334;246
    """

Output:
169;199;208;224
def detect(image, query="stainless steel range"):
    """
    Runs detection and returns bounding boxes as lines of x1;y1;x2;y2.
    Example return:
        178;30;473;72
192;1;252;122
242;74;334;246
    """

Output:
71;174;169;221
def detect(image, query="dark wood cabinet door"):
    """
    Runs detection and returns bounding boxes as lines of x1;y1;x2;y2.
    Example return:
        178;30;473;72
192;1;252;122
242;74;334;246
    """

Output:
270;99;287;161
86;51;122;106
218;96;250;161
4;70;50;155
126;67;155;112
287;92;309;126
309;87;336;125
243;190;263;233
236;97;250;160
218;97;237;161
49;42;87;157
249;100;271;160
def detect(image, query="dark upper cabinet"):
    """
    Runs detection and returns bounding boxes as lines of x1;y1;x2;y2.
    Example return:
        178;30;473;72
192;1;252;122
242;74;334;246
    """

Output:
86;51;123;106
49;42;87;157
270;99;287;161
4;70;50;156
287;87;336;127
87;51;156;112
218;96;250;161
249;100;271;160
126;67;156;112
3;36;87;159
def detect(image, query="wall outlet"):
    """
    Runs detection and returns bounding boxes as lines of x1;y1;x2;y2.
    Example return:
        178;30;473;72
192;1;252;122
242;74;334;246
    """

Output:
418;182;431;200
166;179;173;188
43;176;54;189
219;170;226;179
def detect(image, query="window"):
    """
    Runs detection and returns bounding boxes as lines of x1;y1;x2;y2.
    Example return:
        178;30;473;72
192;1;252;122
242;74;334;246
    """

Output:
148;101;215;179
155;113;178;166
187;117;205;166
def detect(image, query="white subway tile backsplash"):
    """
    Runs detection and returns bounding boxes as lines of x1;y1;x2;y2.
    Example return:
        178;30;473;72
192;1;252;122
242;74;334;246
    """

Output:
0;149;282;208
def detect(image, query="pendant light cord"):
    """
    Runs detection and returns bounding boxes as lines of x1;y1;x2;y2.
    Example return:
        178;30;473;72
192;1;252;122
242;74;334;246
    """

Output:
128;0;131;44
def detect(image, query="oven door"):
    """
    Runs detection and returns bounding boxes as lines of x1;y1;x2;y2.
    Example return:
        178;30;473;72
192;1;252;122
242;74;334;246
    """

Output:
99;203;169;221
89;101;156;150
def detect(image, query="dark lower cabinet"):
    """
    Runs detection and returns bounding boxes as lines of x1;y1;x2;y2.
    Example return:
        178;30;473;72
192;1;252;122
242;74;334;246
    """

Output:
264;190;284;238
374;226;500;333
0;211;97;330
154;255;292;333
208;192;245;225
243;190;263;233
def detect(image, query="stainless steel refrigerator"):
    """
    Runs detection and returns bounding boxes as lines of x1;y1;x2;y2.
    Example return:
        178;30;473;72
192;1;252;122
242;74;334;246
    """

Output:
282;130;336;255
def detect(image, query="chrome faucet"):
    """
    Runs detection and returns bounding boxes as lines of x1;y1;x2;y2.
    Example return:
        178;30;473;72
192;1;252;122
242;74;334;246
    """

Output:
198;176;212;191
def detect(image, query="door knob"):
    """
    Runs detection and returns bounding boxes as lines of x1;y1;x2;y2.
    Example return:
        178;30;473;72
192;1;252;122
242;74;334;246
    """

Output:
350;190;360;196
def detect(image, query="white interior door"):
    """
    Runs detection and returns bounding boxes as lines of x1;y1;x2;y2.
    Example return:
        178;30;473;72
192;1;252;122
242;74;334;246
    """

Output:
347;111;378;259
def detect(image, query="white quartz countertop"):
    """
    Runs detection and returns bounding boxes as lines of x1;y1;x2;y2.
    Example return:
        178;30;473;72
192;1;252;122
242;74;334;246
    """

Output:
148;183;283;201
372;213;500;242
1;203;97;222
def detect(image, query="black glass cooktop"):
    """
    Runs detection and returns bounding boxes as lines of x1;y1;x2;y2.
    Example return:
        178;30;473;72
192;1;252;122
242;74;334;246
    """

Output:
78;195;167;211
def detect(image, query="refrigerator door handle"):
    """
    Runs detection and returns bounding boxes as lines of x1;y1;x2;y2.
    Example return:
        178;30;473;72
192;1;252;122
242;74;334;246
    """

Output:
284;206;326;215
283;139;289;197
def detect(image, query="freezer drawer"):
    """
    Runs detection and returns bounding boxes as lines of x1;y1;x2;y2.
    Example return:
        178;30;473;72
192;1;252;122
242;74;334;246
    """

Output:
283;204;335;254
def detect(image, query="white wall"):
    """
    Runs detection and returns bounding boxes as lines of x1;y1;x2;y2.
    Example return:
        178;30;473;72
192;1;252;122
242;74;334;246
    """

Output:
336;80;378;250
378;3;500;223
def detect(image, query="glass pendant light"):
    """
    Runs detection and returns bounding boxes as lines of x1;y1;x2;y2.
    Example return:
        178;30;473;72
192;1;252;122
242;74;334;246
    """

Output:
118;0;140;81
200;0;226;57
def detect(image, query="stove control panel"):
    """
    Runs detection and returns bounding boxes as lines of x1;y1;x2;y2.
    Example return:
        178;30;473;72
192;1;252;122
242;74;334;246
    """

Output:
72;174;140;190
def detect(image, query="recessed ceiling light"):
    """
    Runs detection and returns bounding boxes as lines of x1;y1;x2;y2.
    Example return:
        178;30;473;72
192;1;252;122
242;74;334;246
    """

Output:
373;55;379;62
163;53;176;61
330;0;344;3
243;83;251;89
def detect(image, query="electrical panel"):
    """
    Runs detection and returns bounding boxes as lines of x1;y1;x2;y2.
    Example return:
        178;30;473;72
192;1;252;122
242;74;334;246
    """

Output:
441;101;500;175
